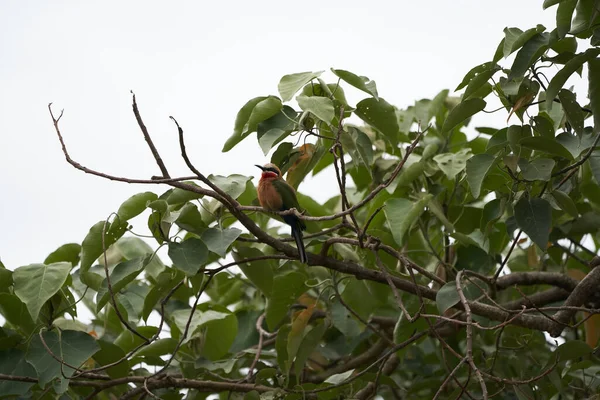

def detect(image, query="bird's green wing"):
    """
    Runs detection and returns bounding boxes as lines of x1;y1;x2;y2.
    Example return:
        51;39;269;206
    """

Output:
272;179;302;211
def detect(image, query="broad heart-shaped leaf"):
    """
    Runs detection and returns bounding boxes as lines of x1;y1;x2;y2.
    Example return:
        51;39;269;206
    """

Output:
168;238;208;276
266;271;308;330
13;262;71;321
80;220;127;290
222;96;282;152
339;127;374;172
466;154;496;198
590;57;600;136
257;105;297;155
514;196;552;250
520;158;556;181
436;282;460;314
96;256;149;312
44;243;81;266
519;137;573;160
590;150;600;184
556;0;577;38
172;303;238;360
355;97;399;140
296;95;335;124
441;98;486;134
208;174;252;200
166;183;204;204
331;68;379;99
278;71;323;102
385;195;433;246
547;49;600;111
0;349;37;396
116;236;166;279
201;227;242;257
433;148;473;180
233;247;274;297
117;192;157;221
92;340;129;379
26;330;100;389
0;293;35;334
558;89;585;135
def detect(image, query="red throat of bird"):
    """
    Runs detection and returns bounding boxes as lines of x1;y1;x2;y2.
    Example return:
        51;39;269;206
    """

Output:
260;171;278;180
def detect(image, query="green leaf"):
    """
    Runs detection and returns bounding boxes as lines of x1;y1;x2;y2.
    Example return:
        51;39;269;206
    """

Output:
92;340;129;378
325;369;354;384
80;220;127;290
436;282;460;314
172;304;238;360
589;150;600;184
556;340;592;361
222;96;282;152
166;184;204;204
503;25;545;58
456;62;494;91
385;195;433;246
589;57;600;135
509;33;550;80
532;113;556;138
0;349;36;396
117;192;157;221
278;71;323;102
0;293;35;334
201;227;242;257
441;98;486;134
331;68;379;99
234;247;274;297
339;127;374;172
96;256;149;312
13;262;71;321
543;0;565;8
433;148;473;180
514;197;552;250
557;0;577;38
546;49;600;111
463;65;500;100
520;158;556;181
208;174;252;200
552;190;579;217
44;243;81;266
558;89;585;135
294;322;326;379
134;338;178;358
266;271;307;330
257;106;297;155
519;137;573;160
223;96;266;152
168;238;209;276
296;95;335;124
466;154;496;198
116;236;165;279
174;203;208;236
355;97;399;139
26;330;100;388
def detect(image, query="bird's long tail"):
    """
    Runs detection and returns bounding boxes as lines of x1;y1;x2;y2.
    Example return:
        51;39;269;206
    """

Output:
291;224;308;264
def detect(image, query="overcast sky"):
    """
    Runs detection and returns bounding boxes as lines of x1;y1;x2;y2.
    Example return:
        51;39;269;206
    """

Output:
0;1;556;269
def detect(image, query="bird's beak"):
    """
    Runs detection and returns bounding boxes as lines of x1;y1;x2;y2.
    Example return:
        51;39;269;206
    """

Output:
255;164;265;171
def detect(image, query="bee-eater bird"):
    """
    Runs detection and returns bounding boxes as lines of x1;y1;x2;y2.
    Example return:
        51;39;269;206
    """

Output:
256;163;308;264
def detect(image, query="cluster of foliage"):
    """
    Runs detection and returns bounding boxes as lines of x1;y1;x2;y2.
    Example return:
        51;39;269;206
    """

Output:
1;0;600;398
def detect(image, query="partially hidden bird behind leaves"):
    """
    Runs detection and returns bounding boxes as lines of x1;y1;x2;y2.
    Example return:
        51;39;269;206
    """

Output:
256;163;307;264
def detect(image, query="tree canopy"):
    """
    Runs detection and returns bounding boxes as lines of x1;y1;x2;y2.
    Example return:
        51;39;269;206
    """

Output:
2;1;600;399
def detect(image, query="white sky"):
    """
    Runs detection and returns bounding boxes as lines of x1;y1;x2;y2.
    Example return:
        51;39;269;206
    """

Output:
0;1;556;269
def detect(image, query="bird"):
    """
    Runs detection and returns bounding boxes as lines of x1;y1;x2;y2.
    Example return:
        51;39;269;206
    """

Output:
256;163;308;264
